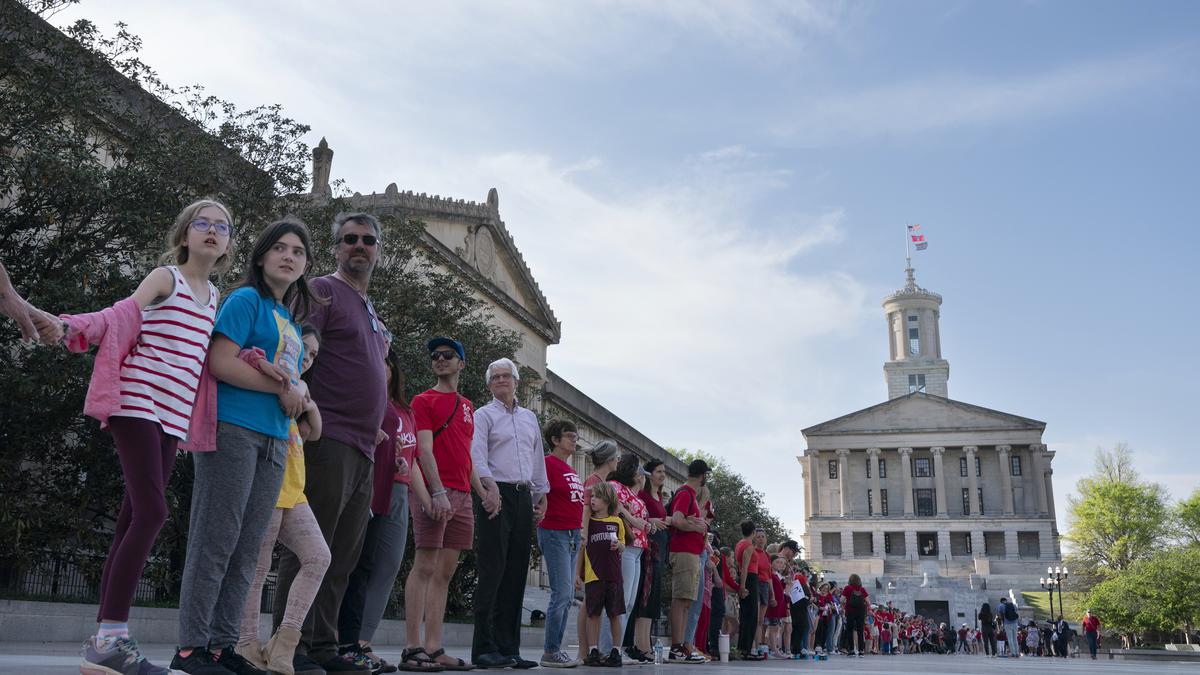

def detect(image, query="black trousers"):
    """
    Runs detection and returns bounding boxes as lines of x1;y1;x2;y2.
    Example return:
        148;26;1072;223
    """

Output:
471;483;532;660
737;588;759;653
981;626;997;655
707;584;725;653
789;598;809;650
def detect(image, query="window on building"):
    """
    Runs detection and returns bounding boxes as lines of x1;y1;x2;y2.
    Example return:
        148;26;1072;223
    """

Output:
908;327;920;355
821;532;842;557
884;532;893;555
917;531;938;557
915;488;936;517
879;458;887;478
914;457;932;477
868;489;873;516
1018;531;1041;559
880;489;889;516
907;373;926;393
1010;455;1022;476
976;456;982;477
978;488;984;515
865;458;871;479
828;459;838;479
959;456;968;477
962;488;971;515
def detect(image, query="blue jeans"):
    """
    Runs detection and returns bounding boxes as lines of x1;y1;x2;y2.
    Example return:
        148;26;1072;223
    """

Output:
1004;621;1020;656
538;528;579;654
683;549;709;645
600;546;644;652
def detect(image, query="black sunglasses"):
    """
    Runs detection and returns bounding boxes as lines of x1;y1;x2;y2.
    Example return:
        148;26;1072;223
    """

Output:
430;350;458;361
341;233;378;246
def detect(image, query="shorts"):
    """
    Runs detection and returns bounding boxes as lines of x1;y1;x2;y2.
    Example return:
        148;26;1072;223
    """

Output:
782;614;791;624
412;487;473;549
669;552;701;600
586;579;625;617
763;617;780;626
758;579;771;605
724;592;740;622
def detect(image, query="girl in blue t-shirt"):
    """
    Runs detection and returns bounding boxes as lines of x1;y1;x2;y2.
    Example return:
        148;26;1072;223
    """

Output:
174;219;321;673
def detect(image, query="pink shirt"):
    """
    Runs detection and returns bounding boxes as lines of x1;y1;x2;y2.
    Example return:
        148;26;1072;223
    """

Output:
611;481;648;549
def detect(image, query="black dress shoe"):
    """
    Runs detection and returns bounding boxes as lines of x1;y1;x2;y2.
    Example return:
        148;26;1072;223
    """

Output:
504;656;539;669
474;653;517;669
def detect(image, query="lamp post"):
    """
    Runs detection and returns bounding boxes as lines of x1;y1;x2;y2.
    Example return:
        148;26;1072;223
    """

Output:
1039;577;1058;619
1046;565;1069;619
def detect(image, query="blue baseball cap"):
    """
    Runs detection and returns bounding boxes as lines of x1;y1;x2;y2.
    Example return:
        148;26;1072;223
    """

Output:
427;337;465;361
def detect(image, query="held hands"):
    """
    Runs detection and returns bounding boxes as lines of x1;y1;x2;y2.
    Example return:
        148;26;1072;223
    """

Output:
430;492;453;521
481;483;502;520
277;382;306;418
739;587;749;599
532;496;547;523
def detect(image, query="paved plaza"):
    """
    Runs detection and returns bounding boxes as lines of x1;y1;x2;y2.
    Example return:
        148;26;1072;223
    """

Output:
1;643;1195;675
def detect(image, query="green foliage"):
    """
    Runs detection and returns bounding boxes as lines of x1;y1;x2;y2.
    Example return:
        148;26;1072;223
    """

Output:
1176;489;1200;546
1063;444;1170;583
671;448;792;551
1085;545;1200;641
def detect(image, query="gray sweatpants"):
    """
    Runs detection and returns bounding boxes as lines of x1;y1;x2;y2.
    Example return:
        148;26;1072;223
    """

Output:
178;422;286;649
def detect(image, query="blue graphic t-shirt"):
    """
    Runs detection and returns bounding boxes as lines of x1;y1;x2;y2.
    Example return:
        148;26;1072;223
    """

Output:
214;286;303;439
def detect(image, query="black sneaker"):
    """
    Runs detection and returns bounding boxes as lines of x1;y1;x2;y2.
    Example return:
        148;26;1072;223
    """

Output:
623;647;651;664
171;647;235;675
320;652;371;672
603;649;622;668
584;649;604;667
217;647;268;675
294;653;328;675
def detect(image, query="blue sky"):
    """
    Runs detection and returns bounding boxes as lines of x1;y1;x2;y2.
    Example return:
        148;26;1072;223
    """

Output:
56;0;1199;540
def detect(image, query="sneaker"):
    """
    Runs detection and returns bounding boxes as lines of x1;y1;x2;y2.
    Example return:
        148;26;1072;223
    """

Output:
216;648;268;675
604;649;623;668
584;649;604;667
540;652;579;668
682;648;705;664
624;647;652;664
340;645;397;674
320;652;371;672
293;653;328;675
667;645;686;663
81;636;172;675
170;647;236;675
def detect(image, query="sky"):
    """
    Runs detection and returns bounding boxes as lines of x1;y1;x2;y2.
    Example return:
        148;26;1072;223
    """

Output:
53;0;1200;541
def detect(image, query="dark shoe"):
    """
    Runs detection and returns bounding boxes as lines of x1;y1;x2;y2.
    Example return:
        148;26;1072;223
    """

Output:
294;652;328;675
217;648;268;675
320;652;371;671
603;650;621;668
504;656;538;669
583;650;603;668
171;648;236;675
340;644;398;674
474;652;516;669
623;647;651;664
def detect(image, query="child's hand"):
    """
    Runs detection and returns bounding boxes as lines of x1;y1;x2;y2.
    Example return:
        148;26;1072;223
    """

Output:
298;419;313;441
575;576;584;591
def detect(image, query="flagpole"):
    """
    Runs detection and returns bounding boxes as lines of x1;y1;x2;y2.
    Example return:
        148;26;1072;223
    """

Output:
905;224;911;271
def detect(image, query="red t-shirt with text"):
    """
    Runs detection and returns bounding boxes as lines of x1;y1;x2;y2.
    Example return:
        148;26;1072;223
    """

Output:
540;454;584;530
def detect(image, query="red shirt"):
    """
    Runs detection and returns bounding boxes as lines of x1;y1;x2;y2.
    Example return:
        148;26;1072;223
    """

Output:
735;539;757;579
754;549;771;581
392;405;417;485
668;484;704;554
767;574;787;619
639;487;666;520
721;553;741;593
411;389;475;492
1083;616;1100;633
540;454;584;530
841;583;869;611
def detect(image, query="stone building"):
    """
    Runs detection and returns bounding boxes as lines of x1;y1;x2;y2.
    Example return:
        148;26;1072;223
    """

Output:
309;141;686;488
798;266;1061;626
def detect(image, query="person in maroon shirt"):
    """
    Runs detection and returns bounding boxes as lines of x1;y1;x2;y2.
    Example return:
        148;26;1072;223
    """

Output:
632;459;670;659
536;419;583;668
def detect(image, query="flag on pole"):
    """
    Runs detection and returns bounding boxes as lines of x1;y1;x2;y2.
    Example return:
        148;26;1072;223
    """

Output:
908;224;928;250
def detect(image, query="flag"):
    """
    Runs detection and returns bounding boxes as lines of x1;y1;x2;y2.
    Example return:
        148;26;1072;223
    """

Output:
908;224;928;250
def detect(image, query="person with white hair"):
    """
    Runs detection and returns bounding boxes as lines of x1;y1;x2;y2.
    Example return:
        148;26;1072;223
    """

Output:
469;357;550;668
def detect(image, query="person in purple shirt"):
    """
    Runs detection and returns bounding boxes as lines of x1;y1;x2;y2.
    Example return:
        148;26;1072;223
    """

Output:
469;357;550;668
273;212;391;674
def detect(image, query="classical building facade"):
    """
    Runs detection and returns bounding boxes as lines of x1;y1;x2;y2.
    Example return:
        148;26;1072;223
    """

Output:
798;267;1060;625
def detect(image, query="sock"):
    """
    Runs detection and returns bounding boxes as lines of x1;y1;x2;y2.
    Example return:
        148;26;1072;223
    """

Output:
96;622;129;640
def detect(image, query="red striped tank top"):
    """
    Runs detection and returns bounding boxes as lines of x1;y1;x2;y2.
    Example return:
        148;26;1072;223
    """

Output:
115;266;218;439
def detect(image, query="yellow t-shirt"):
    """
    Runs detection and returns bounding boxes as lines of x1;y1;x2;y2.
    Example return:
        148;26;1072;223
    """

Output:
275;419;307;509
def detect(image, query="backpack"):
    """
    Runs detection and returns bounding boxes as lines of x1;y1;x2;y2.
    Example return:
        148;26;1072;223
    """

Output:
1004;601;1018;621
847;588;866;611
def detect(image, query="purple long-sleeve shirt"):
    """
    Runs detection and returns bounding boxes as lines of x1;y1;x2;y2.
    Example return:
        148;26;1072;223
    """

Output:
470;398;549;500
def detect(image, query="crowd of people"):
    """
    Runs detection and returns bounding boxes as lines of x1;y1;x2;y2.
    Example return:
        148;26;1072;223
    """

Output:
0;202;1108;675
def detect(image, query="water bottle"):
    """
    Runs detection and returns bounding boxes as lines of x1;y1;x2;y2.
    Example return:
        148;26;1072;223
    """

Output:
654;638;664;664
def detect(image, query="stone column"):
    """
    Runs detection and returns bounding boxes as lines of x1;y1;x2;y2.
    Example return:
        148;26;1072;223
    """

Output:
1031;444;1049;515
904;530;918;562
841;530;854;559
809;530;822;559
837;448;850;516
964;446;980;515
1003;529;1019;561
803;454;817;518
867;448;882;516
970;531;985;557
931;446;948;516
899;447;915;516
937;531;952;561
997;445;1015;515
872;531;885;558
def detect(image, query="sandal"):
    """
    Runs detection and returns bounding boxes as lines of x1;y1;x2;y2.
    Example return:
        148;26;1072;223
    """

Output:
428;648;475;671
400;647;446;672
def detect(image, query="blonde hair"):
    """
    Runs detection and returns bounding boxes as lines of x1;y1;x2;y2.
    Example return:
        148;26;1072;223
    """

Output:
161;198;235;275
696;485;711;507
590;481;619;516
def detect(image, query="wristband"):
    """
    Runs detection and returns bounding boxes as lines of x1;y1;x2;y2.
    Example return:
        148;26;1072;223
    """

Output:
430;489;447;498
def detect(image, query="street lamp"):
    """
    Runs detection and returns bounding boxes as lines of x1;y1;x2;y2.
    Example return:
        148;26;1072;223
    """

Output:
1039;577;1057;619
1046;566;1069;620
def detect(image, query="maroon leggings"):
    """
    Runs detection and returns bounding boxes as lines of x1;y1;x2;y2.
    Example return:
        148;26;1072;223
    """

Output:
96;416;178;622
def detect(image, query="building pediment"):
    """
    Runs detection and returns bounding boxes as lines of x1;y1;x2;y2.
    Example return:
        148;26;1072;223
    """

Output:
802;392;1045;437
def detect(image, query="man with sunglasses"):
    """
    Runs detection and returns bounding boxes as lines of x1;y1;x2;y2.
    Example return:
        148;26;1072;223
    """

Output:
404;337;481;671
274;212;390;674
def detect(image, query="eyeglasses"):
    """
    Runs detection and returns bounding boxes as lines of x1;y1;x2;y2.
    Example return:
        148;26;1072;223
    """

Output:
359;296;392;342
430;350;459;361
341;233;378;247
189;219;231;237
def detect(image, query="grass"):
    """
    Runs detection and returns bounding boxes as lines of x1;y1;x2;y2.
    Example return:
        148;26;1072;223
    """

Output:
1019;589;1086;621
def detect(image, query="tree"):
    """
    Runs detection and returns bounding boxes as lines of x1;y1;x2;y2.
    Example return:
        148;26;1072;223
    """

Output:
1176;489;1200;546
672;449;792;551
1087;545;1200;645
1063;444;1170;584
0;3;519;614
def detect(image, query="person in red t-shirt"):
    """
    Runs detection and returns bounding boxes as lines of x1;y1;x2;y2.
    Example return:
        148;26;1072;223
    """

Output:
402;337;478;671
1082;609;1101;659
666;459;710;662
840;573;870;656
536;419;583;667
